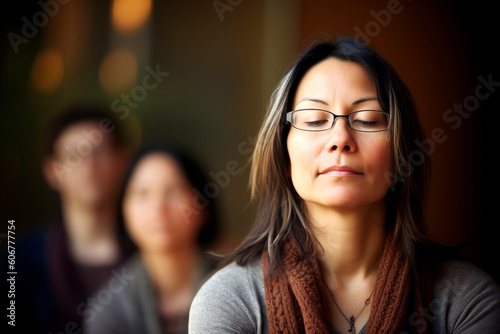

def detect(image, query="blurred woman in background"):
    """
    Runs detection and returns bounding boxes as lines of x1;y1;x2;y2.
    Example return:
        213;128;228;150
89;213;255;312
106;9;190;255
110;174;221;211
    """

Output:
85;144;218;334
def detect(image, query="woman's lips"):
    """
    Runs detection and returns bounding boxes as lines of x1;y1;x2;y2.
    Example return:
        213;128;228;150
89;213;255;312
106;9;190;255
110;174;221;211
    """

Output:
319;165;362;176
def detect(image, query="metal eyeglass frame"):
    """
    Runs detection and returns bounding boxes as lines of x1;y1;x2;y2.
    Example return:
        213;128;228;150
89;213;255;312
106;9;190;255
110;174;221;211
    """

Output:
285;109;390;133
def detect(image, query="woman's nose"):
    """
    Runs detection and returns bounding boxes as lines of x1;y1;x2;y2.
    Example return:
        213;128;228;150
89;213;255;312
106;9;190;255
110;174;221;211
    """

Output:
326;117;357;153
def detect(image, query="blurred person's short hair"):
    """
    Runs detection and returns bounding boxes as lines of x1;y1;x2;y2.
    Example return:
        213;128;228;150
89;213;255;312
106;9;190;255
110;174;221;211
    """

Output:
43;104;127;157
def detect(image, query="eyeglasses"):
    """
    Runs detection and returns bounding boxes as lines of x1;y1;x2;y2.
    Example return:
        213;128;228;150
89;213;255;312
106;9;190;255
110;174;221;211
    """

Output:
286;109;390;133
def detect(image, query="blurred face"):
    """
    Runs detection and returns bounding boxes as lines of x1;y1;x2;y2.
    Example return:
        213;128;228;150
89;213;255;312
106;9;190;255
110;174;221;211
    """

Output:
48;121;126;208
286;58;392;212
122;153;206;253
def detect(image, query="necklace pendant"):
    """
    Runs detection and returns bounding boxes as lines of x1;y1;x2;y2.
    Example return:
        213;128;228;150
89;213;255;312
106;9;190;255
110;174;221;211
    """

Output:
348;314;355;332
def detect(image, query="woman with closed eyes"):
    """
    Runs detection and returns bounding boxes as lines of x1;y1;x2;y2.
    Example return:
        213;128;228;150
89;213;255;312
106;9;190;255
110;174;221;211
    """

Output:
189;37;500;334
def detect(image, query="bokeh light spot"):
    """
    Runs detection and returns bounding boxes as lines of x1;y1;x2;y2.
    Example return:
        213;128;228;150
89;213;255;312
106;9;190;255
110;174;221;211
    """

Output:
99;49;138;95
30;49;65;93
112;0;152;32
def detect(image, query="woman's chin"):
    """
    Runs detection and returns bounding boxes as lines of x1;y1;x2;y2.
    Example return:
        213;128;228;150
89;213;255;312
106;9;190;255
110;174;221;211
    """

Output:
304;189;363;208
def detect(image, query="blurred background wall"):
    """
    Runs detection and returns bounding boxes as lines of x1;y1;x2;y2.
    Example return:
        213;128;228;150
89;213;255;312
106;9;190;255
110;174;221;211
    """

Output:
1;0;498;281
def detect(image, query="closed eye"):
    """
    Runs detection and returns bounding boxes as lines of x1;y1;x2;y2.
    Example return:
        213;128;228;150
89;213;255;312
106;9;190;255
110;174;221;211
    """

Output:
305;120;329;127
351;120;379;127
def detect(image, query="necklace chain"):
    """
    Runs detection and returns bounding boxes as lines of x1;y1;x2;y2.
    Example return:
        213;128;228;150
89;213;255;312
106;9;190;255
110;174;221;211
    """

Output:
328;288;374;333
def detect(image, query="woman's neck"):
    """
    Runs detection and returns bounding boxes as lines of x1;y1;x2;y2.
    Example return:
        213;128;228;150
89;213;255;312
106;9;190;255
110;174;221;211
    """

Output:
141;246;200;316
141;246;199;296
307;200;386;288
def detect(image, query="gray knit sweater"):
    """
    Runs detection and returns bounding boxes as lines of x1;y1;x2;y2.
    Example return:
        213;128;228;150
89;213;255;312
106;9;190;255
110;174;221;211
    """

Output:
189;260;500;333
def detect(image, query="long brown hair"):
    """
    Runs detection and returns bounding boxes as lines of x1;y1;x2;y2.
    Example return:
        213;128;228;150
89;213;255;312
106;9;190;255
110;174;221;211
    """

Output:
222;37;433;276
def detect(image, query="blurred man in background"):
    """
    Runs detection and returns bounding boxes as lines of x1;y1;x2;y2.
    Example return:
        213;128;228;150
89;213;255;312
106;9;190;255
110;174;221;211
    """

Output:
13;105;131;333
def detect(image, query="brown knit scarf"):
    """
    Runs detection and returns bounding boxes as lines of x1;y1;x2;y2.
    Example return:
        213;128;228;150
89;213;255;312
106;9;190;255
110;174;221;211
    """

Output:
262;234;431;333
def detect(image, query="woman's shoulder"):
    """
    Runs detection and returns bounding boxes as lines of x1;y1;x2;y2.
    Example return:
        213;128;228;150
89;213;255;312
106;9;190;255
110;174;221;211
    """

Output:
436;259;497;281
207;258;263;285
433;259;500;299
192;258;265;305
189;259;268;334
430;260;500;333
83;255;154;333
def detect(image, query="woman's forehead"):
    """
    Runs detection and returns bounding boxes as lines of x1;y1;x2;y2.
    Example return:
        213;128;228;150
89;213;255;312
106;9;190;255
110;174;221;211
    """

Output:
293;58;378;108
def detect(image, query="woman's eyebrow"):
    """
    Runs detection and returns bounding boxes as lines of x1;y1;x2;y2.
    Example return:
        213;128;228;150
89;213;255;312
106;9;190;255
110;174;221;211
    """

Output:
296;98;329;106
296;97;379;107
352;97;379;105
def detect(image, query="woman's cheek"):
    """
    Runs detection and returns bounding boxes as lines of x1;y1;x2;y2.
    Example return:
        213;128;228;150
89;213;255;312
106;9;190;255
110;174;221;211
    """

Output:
124;199;148;245
362;138;393;195
287;137;323;201
287;134;309;192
